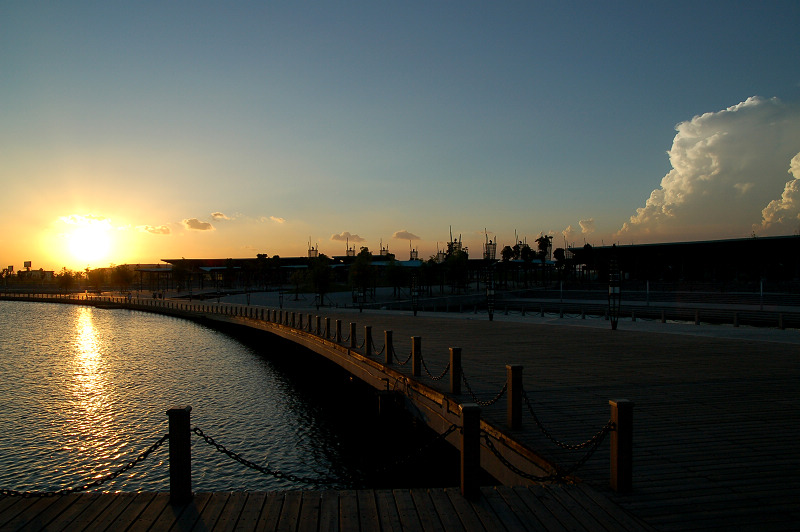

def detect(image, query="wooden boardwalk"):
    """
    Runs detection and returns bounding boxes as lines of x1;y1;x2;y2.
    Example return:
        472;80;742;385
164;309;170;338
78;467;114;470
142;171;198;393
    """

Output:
277;307;800;531
0;485;653;531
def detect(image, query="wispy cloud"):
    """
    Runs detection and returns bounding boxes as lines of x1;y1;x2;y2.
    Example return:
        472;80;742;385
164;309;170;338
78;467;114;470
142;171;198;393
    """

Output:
59;214;111;227
137;224;171;235
183;218;214;231
259;215;285;224
617;97;800;241
392;230;421;240
211;212;230;221
331;231;365;242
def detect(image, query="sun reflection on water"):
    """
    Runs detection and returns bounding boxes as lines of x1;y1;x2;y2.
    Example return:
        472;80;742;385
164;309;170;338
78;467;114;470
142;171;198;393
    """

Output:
71;307;110;430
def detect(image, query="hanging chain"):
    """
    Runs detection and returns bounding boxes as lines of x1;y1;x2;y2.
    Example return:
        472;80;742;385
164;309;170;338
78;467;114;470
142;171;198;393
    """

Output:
192;427;348;486
420;356;450;381
461;371;507;406
1;433;169;498
522;388;615;450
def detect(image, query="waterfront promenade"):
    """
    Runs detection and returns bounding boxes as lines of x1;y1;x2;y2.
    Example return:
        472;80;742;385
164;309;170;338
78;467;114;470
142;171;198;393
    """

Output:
1;290;798;530
205;290;800;530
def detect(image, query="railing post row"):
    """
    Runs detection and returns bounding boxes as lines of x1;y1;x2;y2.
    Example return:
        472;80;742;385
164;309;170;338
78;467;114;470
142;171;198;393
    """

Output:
166;406;193;504
460;403;481;500
609;399;634;493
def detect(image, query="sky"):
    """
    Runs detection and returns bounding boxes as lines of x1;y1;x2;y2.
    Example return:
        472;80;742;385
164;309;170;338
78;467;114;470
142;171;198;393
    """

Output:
2;1;800;272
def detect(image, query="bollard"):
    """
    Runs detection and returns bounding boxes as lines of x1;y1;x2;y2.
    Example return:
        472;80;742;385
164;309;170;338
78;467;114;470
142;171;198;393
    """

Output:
609;399;634;493
326;317;331;339
365;326;373;356
507;365;523;430
336;320;342;343
316;316;322;336
411;336;421;377
167;406;193;504
291;312;296;328
307;314;313;332
385;330;393;365
661;310;666;323
298;313;304;330
460;403;481;500
694;310;700;325
450;347;462;395
349;323;357;349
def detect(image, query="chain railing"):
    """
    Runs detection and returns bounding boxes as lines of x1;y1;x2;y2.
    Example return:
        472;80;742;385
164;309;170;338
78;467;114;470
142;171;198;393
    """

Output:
390;344;414;366
0;433;168;498
481;427;611;482
420;355;450;381
192;427;346;487
522;389;615;451
461;371;507;406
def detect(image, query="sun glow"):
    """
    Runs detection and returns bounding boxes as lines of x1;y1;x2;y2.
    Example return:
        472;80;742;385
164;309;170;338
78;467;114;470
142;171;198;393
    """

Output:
61;214;114;267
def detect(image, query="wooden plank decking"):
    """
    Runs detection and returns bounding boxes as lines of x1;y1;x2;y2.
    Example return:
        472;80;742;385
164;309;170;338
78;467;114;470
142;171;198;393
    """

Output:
0;485;654;531
273;308;800;531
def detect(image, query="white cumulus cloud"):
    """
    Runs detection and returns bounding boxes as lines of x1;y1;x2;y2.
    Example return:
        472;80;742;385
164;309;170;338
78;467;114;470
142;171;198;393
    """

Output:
617;97;800;241
211;212;230;221
757;151;800;234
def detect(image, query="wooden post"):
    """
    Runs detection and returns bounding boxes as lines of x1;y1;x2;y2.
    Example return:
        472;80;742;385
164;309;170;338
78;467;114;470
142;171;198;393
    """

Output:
325;317;331;339
694;310;700;325
661;310;666;323
460;403;481;500
411;336;421;377
385;330;393;365
167;406;192;504
450;347;462;395
609;399;634;493
298;313;303;329
507;365;523;430
365;326;373;356
336;320;342;342
316;316;322;336
349;323;357;348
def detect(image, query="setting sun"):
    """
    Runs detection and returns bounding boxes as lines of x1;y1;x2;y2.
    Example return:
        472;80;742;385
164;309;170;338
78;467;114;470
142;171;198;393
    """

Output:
61;215;114;268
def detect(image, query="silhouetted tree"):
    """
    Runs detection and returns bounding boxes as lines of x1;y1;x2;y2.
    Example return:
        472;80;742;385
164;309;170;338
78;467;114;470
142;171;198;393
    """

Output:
111;264;134;291
56;267;75;293
349;248;374;297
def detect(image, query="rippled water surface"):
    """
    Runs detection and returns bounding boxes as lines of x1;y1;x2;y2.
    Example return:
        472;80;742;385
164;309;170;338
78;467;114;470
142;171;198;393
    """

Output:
0;301;456;493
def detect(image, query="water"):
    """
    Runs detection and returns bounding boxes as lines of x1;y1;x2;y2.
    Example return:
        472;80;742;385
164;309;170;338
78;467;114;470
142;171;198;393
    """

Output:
0;301;458;493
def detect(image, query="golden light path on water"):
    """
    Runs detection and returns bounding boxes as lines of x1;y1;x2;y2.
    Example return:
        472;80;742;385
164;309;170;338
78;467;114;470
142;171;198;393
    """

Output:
0;301;456;493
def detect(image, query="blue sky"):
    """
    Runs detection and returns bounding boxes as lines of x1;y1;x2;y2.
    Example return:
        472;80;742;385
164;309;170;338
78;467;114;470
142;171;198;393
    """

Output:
2;1;800;270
